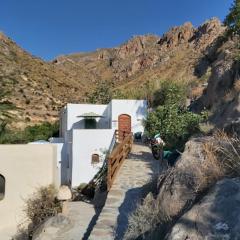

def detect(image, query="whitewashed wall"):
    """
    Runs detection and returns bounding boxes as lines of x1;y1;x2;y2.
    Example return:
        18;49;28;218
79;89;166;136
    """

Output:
111;100;148;133
0;144;58;239
50;138;69;185
71;129;114;187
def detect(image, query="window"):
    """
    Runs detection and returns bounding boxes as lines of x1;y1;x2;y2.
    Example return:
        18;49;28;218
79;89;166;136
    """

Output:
85;119;97;129
92;154;100;165
0;175;5;200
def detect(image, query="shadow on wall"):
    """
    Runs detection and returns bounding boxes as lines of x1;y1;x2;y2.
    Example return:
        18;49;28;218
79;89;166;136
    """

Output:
135;101;147;118
60;144;69;185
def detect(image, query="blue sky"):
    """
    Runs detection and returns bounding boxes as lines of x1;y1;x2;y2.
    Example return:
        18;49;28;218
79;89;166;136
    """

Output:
1;0;233;60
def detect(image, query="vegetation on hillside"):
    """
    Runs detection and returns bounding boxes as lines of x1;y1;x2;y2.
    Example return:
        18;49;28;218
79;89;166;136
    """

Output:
86;80;125;104
144;81;205;150
0;86;16;135
0;122;59;144
224;0;240;35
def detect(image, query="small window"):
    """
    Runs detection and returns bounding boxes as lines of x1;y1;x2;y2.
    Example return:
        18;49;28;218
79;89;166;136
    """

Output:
0;174;5;200
92;154;100;165
85;119;97;129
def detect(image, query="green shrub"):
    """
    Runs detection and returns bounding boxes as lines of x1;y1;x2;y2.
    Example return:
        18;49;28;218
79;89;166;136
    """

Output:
144;81;204;150
145;105;203;150
153;80;186;107
0;122;59;144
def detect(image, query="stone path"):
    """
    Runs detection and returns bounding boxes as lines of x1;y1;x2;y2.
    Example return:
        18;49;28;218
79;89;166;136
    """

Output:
34;143;161;240
61;201;96;240
89;143;161;240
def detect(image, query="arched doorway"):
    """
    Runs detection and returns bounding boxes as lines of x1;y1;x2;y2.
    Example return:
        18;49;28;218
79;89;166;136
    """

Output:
0;174;5;200
118;114;131;141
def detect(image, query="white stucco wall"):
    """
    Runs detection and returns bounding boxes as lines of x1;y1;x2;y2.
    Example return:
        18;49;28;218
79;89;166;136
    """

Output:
49;138;69;185
111;100;148;134
66;103;110;131
0;144;58;239
71;129;115;187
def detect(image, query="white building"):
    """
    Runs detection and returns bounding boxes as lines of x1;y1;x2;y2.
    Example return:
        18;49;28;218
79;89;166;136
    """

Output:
0;99;147;237
52;99;148;187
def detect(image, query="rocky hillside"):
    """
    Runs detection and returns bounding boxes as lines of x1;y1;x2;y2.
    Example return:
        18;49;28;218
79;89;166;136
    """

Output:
0;33;87;128
54;18;225;94
0;18;225;129
191;33;240;132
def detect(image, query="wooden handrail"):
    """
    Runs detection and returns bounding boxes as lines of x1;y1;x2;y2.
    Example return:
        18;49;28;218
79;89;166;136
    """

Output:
107;130;133;191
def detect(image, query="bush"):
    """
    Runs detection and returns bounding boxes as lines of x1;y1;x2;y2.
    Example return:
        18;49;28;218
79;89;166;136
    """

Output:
0;122;59;144
86;80;114;104
24;185;61;237
145;81;204;150
153;80;186;107
145;105;203;150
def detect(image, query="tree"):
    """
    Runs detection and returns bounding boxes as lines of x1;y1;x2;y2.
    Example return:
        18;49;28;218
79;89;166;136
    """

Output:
153;80;186;107
144;81;203;150
224;0;240;35
86;80;114;104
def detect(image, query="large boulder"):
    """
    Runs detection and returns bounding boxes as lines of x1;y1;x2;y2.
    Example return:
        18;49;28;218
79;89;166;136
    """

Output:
154;136;222;236
32;214;73;240
128;137;223;239
166;178;240;240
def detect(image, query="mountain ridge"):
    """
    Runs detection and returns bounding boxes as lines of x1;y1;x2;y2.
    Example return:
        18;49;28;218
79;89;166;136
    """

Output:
0;17;226;129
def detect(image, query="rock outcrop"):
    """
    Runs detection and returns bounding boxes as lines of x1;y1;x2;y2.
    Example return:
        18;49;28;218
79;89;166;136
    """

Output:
125;137;224;239
166;178;240;240
191;34;240;133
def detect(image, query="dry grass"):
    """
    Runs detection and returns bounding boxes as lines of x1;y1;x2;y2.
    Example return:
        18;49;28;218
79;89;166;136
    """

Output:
223;89;235;102
124;193;160;240
124;176;161;240
200;131;240;189
196;140;224;192
234;77;240;92
199;122;215;134
190;86;204;99
214;131;240;175
24;185;62;237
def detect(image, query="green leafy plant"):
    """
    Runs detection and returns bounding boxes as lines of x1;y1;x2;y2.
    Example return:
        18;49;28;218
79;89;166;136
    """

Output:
153;80;186;107
144;81;204;150
145;105;203;150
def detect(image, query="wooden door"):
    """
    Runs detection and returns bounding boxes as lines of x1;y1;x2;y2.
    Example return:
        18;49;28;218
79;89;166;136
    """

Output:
118;114;131;141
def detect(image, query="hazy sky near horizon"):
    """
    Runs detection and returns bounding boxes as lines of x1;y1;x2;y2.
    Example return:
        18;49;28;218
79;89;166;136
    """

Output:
1;0;233;60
